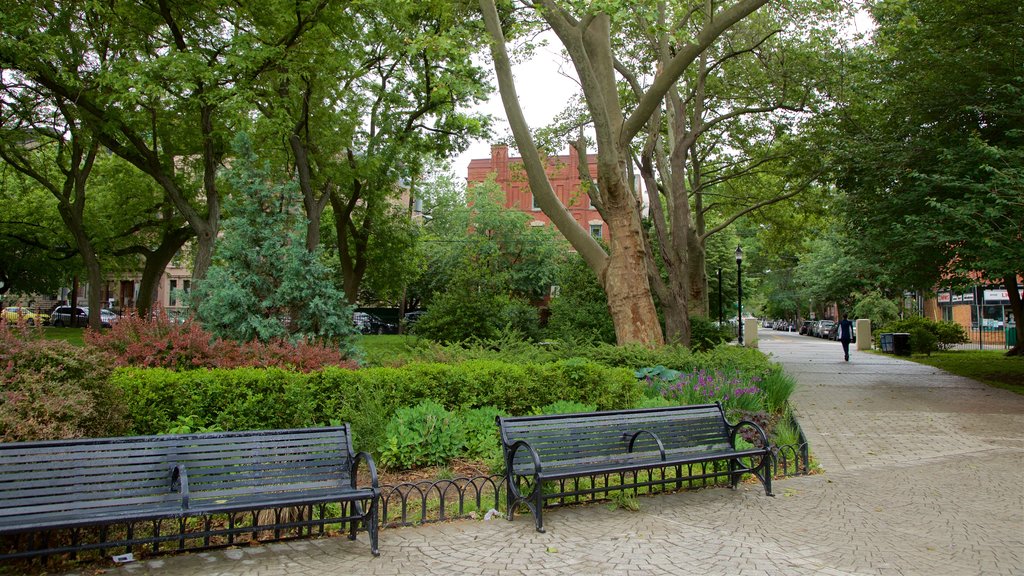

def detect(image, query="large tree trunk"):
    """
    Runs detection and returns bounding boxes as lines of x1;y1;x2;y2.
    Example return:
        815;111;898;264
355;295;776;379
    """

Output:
687;234;709;316
133;227;193;318
601;179;664;344
331;175;370;304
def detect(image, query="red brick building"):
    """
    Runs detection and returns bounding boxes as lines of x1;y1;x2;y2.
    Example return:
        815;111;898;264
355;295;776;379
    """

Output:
467;144;607;240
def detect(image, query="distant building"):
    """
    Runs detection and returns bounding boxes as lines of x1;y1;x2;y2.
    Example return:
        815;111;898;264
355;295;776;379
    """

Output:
924;282;1022;347
467;144;608;240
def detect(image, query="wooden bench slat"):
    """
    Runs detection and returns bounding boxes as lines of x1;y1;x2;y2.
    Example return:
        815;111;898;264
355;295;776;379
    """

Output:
0;429;350;461
0;426;381;557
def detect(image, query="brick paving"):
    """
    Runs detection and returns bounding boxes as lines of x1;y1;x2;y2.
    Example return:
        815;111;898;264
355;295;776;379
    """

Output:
69;332;1024;575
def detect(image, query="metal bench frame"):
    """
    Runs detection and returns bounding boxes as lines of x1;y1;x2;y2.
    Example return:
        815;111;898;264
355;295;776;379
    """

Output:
497;403;774;532
0;426;380;559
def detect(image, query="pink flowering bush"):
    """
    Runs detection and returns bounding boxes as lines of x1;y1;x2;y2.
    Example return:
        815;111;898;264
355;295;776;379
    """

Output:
85;308;357;372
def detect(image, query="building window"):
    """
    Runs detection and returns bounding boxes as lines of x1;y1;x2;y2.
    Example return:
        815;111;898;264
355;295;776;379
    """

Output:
169;280;177;307
531;193;540;211
941;306;953;322
590;224;603;239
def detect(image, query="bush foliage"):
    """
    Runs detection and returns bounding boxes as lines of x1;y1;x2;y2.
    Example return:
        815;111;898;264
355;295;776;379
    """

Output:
85;310;357;372
0;325;128;442
112;358;641;447
191;133;357;346
378;400;463;470
880;316;969;353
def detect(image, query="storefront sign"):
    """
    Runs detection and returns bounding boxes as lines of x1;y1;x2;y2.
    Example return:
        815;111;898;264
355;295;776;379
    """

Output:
984;288;1024;304
950;292;974;304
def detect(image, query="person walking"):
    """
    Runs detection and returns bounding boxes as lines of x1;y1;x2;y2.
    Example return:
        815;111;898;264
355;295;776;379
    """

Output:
839;313;854;361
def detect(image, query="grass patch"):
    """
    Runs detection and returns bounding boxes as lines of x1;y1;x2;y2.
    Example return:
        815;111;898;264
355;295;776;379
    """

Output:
41;327;86;346
355;334;428;366
903;350;1024;395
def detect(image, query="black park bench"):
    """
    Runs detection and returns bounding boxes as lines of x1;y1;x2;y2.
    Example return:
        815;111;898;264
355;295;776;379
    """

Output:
496;403;774;532
0;426;381;559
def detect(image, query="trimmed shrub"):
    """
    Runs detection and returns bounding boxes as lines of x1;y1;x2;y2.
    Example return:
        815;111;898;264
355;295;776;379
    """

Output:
908;326;938;355
882;316;968;354
115;358;642;452
534;400;596;415
111;367;313;435
0;327;128;441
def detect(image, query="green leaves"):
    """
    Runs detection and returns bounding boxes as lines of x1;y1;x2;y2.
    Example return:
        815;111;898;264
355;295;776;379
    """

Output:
830;0;1024;292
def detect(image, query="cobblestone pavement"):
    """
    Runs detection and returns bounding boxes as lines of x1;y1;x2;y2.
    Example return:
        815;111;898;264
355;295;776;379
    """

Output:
70;332;1024;576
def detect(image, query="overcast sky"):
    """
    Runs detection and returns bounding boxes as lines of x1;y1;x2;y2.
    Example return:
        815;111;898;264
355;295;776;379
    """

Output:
451;34;578;179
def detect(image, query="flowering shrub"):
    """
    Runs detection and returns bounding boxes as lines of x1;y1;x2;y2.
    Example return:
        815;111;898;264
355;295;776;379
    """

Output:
85;309;356;372
643;367;769;413
0;324;128;441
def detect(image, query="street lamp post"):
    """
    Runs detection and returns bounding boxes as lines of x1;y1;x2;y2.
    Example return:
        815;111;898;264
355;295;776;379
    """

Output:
736;245;743;345
717;267;723;326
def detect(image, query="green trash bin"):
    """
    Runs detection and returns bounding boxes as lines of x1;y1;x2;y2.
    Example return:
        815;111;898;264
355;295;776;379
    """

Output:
1007;326;1017;348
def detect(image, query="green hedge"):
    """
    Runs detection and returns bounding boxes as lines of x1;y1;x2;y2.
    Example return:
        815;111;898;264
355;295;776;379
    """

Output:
112;358;641;451
875;316;969;353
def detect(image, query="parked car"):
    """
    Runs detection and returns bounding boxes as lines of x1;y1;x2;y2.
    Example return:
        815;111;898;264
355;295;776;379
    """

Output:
403;310;427;326
799;320;812;335
353;312;398;335
50;306;118;328
817;320;835;339
1;306;50;326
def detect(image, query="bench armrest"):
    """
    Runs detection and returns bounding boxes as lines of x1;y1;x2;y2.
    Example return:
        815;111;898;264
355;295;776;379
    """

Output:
729;420;771;450
170;463;191;510
624;430;666;461
507;439;543;477
352;451;380;490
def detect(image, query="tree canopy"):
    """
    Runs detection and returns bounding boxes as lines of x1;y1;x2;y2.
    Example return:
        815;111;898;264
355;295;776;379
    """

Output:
828;0;1023;352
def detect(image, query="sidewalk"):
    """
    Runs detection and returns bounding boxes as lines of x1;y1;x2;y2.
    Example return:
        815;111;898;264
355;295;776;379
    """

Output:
75;332;1024;575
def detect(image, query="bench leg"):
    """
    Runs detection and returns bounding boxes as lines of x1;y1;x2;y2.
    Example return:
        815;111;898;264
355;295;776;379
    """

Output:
533;484;545;533
348;500;361;541
506;477;516;522
760;454;774;497
367;496;380;557
506;474;545;533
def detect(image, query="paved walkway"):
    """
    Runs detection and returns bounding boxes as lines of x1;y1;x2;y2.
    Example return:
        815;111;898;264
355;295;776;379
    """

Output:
74;332;1024;575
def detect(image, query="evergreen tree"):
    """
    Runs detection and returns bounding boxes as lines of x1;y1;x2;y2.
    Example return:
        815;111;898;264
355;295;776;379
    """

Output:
193;134;356;347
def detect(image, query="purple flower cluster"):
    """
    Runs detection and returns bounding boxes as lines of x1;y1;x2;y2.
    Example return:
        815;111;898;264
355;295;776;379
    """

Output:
651;368;763;406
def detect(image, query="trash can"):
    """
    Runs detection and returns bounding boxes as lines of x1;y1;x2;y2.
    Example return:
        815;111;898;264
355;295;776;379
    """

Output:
892;332;911;356
879;332;894;353
1007;326;1017;348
